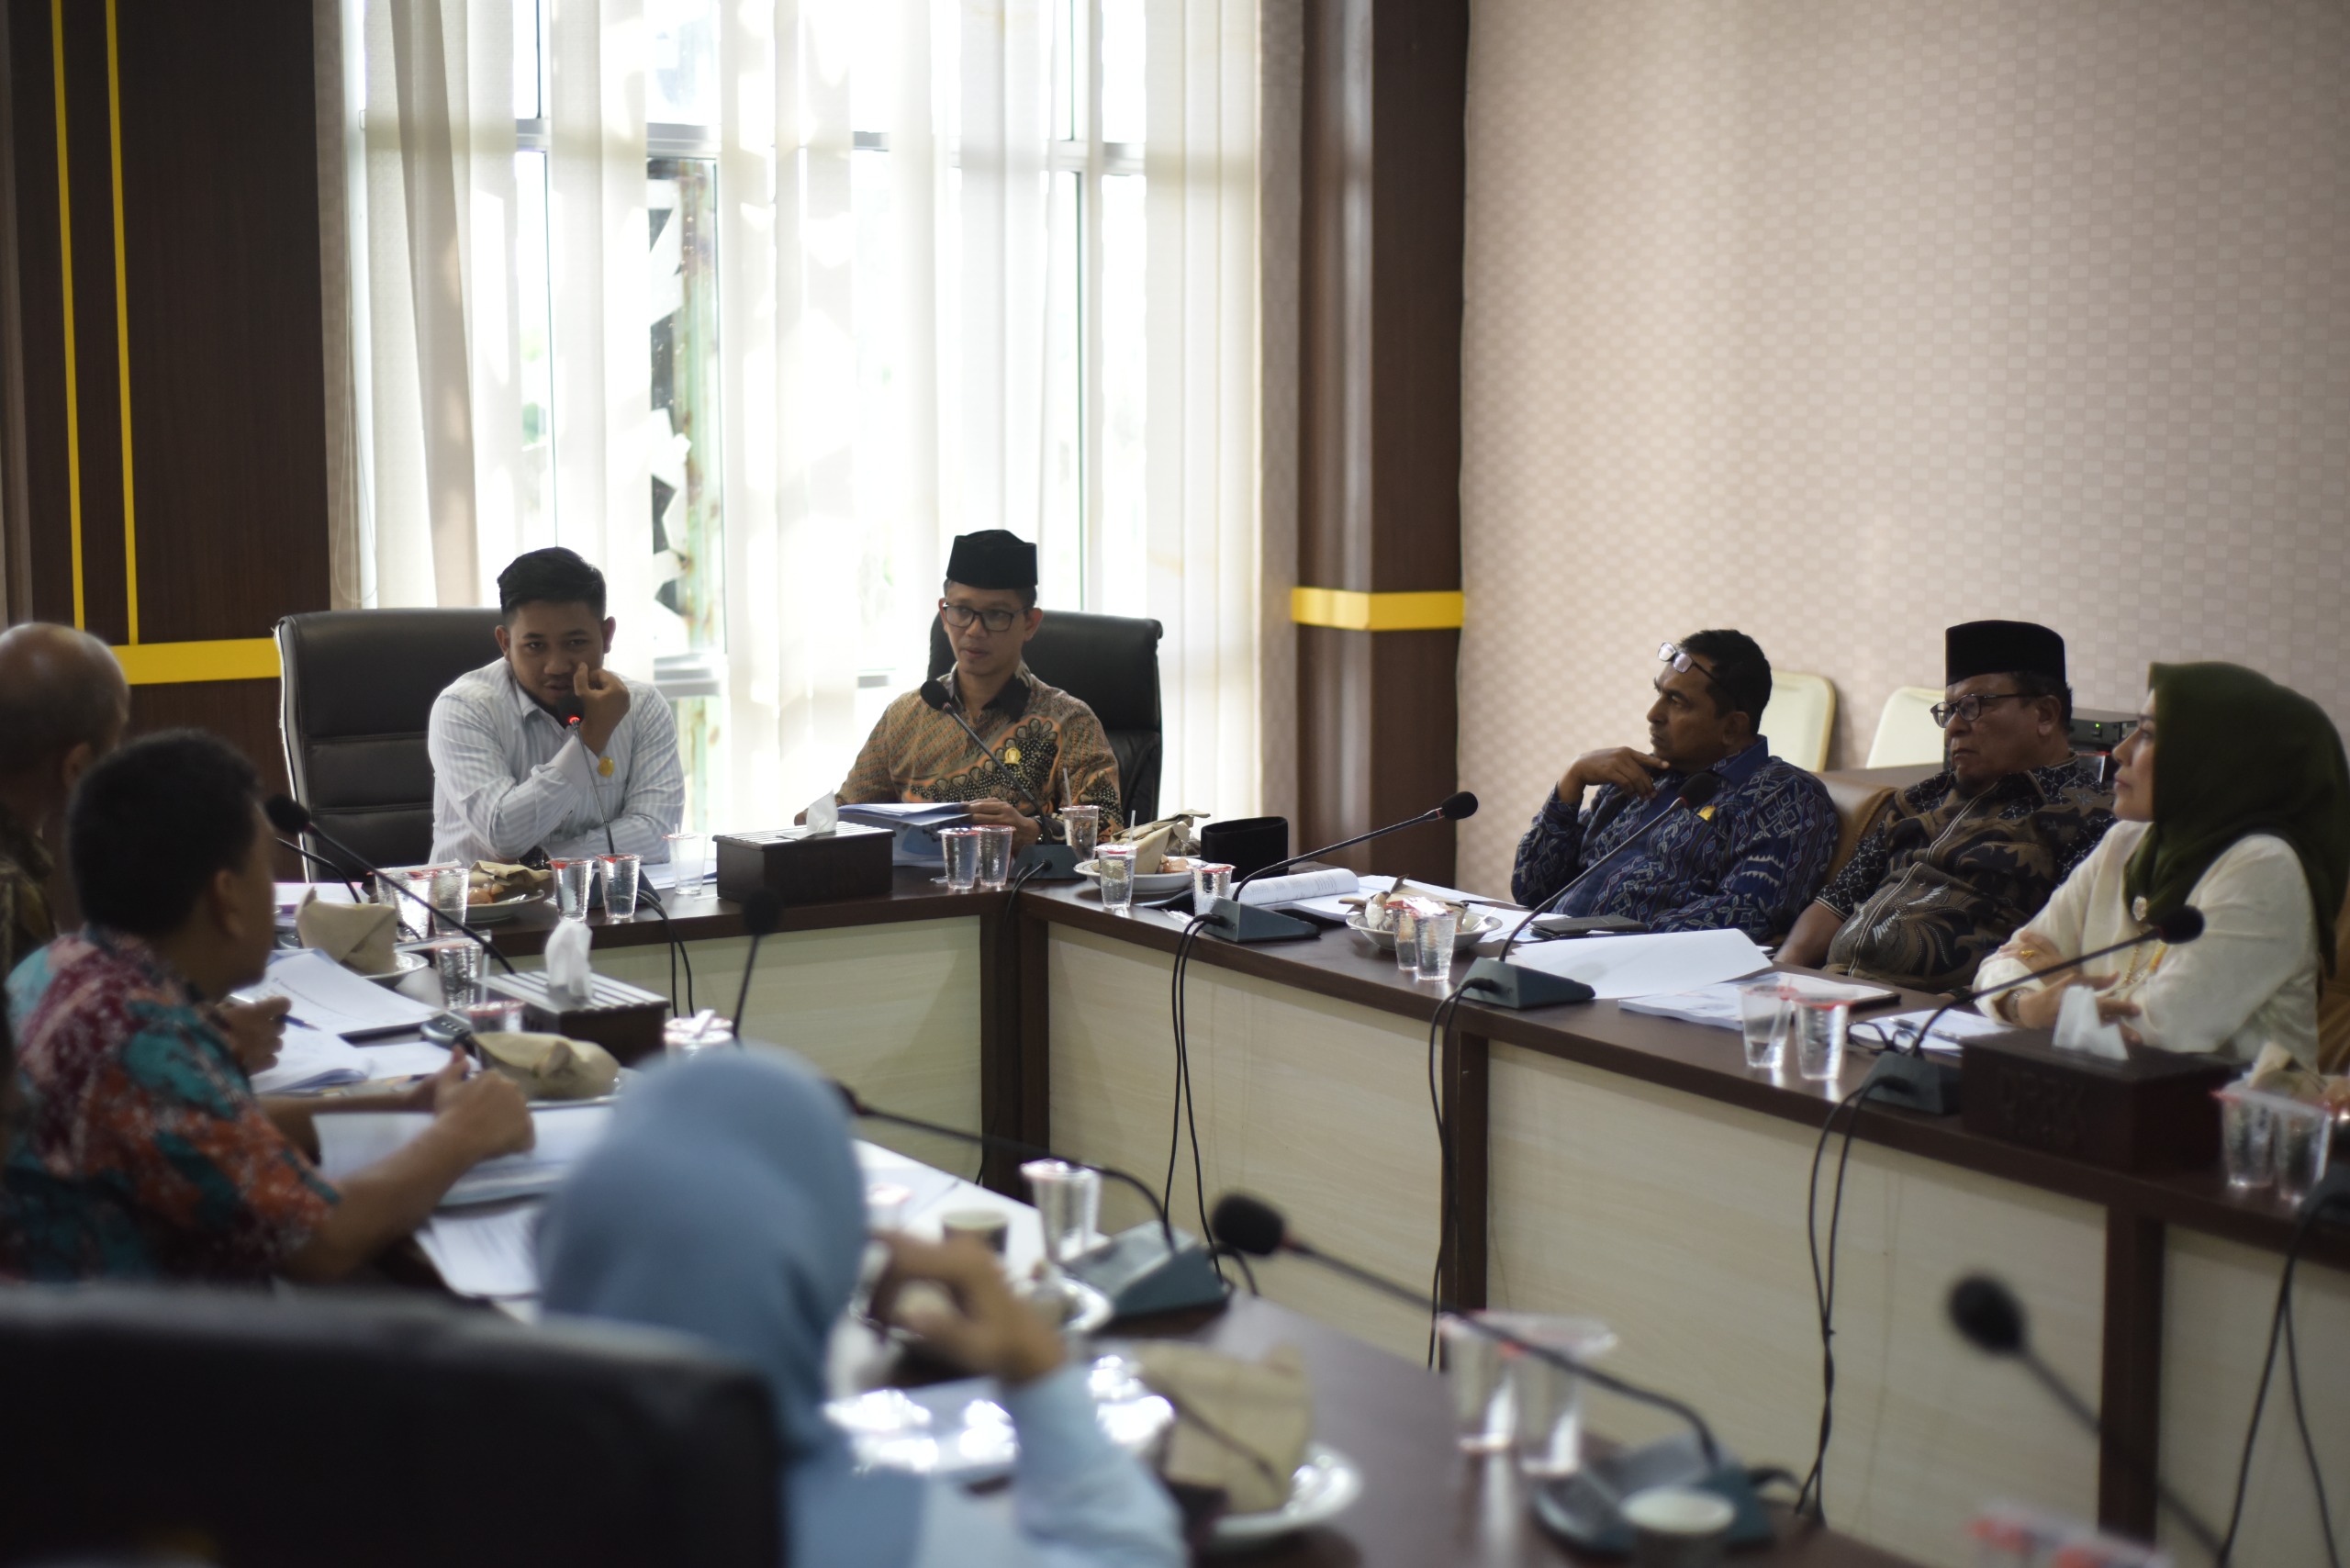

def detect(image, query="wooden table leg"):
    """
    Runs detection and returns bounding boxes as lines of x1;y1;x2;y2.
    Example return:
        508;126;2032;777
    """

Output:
2099;1210;2165;1538
1441;1026;1491;1309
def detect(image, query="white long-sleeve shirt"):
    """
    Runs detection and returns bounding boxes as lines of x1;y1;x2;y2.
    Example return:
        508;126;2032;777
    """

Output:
1974;819;2320;1066
427;658;683;866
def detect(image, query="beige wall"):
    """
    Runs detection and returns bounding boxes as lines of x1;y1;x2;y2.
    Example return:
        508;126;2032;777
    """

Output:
1458;0;2350;895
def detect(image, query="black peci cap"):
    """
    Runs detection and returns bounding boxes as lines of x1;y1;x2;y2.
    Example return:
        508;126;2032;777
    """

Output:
945;530;1038;591
1946;621;2065;686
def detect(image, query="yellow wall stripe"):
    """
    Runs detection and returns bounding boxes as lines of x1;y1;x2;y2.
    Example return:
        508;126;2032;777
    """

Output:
1291;588;1466;632
111;638;282;687
104;0;137;643
50;0;84;629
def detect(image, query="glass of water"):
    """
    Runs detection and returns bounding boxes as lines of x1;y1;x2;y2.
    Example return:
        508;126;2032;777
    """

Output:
552;858;594;921
1191;861;1234;917
941;827;982;892
1438;1314;1514;1453
973;824;1014;890
1739;979;1791;1070
599;853;642;919
428;938;483;1006
428;864;471;931
1059;804;1102;864
1096;845;1136;913
1414;909;1460;982
377;871;427;940
1792;998;1850;1082
663;832;708;888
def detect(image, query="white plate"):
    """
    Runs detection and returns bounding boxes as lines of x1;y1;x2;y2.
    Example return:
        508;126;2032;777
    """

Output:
1346;908;1504;954
457;890;551;925
359;951;431;986
1075;859;1196;899
1207;1442;1364;1548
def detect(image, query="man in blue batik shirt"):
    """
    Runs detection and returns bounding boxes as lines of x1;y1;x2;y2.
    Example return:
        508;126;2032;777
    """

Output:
1511;630;1838;943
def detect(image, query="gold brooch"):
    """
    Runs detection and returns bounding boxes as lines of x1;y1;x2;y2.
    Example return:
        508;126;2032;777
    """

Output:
1003;745;1022;766
598;756;616;778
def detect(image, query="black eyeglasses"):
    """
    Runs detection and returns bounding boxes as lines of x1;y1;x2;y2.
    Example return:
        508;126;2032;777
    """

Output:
1930;691;2031;729
940;601;1023;634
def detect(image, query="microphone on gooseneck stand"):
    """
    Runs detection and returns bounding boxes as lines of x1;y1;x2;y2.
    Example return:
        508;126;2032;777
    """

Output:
1202;792;1481;945
834;1080;1226;1318
1459;772;1728;1010
1212;1193;1772;1554
1859;906;2207;1117
263;797;517;976
729;890;786;1037
917;678;1082;882
1949;1275;2224;1557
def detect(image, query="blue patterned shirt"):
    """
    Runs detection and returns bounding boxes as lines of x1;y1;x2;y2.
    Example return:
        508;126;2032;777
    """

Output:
1510;740;1839;942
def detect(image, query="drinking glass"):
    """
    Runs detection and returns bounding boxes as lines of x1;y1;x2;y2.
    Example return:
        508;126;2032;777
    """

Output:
973;824;1014;891
1191;861;1234;917
941;827;982;892
459;998;525;1037
1414;909;1460;982
2273;1100;2331;1204
428;938;483;1006
2219;1093;2277;1190
1792;998;1850;1082
663;1011;736;1058
552;857;594;920
599;853;643;919
1483;1312;1617;1478
375;871;427;940
1022;1159;1103;1305
1060;804;1102;863
1738;979;1791;1071
1392;905;1423;974
1097;846;1136;913
428;864;471;931
663;832;708;888
1438;1314;1514;1453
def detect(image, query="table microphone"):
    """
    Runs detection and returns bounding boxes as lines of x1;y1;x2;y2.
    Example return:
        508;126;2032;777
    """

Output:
1949;1274;2222;1555
836;1081;1225;1318
1860;907;2205;1116
728;890;785;1036
917;678;1080;880
1456;773;1726;1010
1211;1193;1772;1554
263;796;516;975
1203;792;1480;945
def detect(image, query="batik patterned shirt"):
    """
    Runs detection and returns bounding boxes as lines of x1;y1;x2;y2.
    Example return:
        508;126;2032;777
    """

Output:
1818;756;2115;993
1;930;338;1282
838;664;1123;823
1510;740;1840;943
0;801;55;983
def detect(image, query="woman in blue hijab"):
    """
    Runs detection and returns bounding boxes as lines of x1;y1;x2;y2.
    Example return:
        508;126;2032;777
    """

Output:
537;1047;1183;1568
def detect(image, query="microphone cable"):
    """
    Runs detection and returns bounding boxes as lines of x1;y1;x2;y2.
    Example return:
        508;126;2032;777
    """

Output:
2220;1193;2344;1567
589;755;695;1018
1165;909;1225;1284
1795;1077;1873;1522
1424;973;1478;1365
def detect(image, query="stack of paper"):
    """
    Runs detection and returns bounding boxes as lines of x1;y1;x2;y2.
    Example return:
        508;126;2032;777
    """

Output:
233;948;439;1041
1503;928;1773;1000
1871;1006;2010;1056
1233;868;1359;907
314;1102;617;1207
418;1202;543;1301
1619;975;1900;1031
250;1025;371;1093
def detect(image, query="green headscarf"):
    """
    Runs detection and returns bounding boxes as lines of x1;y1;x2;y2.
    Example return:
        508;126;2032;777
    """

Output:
2123;662;2350;974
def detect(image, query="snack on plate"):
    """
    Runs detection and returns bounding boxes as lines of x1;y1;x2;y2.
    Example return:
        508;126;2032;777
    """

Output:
1355;881;1471;933
467;861;552;904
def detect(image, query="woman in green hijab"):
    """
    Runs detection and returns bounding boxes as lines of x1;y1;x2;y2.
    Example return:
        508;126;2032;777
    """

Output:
1974;662;2350;1065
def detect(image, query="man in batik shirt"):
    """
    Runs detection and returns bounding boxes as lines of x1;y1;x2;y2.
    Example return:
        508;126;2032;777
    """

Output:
1512;630;1839;943
2;732;532;1282
1778;620;2115;993
0;622;128;980
837;530;1121;850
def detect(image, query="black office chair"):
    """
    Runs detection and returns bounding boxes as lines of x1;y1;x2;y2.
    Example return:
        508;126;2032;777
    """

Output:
928;610;1165;822
0;1286;781;1568
276;608;506;871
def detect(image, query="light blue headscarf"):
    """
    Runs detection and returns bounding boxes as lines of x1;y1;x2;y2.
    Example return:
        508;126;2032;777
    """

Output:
539;1048;924;1568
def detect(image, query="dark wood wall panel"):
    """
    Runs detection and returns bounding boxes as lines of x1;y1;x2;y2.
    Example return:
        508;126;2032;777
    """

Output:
116;0;327;644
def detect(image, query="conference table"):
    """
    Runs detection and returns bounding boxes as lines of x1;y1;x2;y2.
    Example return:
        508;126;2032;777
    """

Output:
455;862;2347;1568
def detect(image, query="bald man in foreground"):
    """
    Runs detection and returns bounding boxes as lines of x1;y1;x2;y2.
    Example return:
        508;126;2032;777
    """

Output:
0;624;130;980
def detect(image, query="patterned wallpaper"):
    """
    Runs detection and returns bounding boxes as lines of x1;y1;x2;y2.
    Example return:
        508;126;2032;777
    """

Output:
1457;0;2350;895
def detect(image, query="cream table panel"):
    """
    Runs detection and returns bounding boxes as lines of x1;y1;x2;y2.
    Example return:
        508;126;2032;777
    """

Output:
1487;1042;2107;1568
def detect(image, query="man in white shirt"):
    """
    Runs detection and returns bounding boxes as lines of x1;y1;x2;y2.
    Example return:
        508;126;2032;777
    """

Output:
427;548;684;866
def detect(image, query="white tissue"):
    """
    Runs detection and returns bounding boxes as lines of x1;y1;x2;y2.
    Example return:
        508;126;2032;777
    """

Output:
2052;984;2130;1060
804;792;839;834
545;918;595;1006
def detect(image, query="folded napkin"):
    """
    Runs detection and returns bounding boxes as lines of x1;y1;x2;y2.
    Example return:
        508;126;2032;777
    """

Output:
296;890;400;976
477;1031;619;1100
1135;1341;1312;1516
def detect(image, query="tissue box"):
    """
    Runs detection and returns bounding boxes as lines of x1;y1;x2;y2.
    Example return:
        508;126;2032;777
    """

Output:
1960;1030;2235;1173
484;971;668;1066
715;823;894;906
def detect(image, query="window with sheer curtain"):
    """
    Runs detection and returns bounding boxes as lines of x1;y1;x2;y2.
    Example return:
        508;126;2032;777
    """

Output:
334;0;1264;833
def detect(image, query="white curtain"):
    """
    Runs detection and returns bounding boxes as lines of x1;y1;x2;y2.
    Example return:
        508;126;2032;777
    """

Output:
337;0;1265;826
